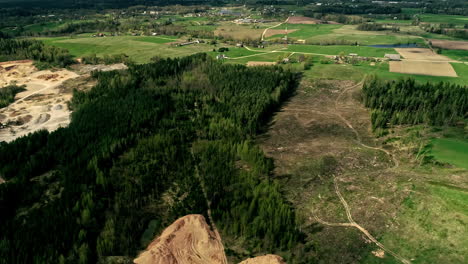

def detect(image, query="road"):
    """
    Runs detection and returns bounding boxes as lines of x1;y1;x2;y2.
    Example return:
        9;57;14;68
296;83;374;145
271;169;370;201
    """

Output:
261;17;290;41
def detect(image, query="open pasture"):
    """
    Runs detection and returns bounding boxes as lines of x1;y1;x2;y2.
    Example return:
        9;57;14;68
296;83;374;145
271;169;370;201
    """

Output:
286;44;397;57
40;35;212;63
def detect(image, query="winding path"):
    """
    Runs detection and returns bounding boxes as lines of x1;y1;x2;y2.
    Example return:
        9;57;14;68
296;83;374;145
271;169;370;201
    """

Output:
261;17;290;41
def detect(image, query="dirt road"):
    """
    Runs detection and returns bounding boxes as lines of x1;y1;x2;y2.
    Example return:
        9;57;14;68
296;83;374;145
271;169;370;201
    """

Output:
261;17;290;41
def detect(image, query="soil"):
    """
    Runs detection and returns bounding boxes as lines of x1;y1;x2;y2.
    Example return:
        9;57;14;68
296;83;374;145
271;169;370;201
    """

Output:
246;61;277;66
429;39;468;51
389;61;458;77
394;48;453;61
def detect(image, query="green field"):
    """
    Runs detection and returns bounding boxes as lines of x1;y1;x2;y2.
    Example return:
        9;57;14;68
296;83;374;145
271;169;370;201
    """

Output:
419;14;468;25
285;44;397;57
430;138;468;169
274;24;426;45
39;35;212;63
440;49;468;61
269;24;341;40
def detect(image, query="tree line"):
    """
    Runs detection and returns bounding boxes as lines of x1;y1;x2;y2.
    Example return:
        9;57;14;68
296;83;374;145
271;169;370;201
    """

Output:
0;54;313;263
362;76;468;131
0;38;74;68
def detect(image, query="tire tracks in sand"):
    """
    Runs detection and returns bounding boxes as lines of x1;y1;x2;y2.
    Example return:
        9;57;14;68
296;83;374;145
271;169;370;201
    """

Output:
312;79;410;264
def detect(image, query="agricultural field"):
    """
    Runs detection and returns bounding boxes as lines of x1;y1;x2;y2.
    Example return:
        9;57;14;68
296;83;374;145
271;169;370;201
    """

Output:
39;35;212;63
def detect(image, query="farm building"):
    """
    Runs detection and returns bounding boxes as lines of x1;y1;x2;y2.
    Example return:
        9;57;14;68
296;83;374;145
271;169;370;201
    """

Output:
385;54;401;61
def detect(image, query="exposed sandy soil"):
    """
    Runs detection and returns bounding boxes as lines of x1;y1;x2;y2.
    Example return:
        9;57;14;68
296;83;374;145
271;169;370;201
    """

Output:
389;61;458;77
246;61;277;66
134;214;286;264
0;62;124;143
429;39;468;51
238;255;286;264
394;48;453;61
134;214;226;264
0;61;79;142
264;28;299;38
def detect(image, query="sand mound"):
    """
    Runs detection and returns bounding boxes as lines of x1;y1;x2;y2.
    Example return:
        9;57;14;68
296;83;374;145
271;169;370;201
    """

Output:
134;214;226;264
239;254;286;264
35;113;51;124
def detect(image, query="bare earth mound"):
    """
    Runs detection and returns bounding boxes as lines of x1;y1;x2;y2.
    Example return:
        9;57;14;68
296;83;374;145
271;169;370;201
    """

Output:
394;48;452;61
389;61;458;77
430;39;468;51
134;214;226;264
247;61;277;67
239;255;286;264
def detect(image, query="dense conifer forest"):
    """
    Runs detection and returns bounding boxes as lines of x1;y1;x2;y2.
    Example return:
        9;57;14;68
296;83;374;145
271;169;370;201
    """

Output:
362;76;468;130
0;54;306;263
0;38;74;68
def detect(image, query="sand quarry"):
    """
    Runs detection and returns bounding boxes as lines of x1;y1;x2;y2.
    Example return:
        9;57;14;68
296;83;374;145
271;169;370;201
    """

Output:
0;61;128;143
390;48;458;77
0;61;79;142
134;214;285;264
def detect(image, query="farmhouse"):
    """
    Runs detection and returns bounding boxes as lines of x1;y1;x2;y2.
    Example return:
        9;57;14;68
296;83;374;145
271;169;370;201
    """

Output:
385;54;401;61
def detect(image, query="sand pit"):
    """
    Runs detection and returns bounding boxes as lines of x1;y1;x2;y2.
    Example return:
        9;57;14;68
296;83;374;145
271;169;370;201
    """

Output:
134;214;226;264
264;28;299;38
430;39;468;51
0;61;79;142
389;61;458;77
395;48;453;61
247;61;277;67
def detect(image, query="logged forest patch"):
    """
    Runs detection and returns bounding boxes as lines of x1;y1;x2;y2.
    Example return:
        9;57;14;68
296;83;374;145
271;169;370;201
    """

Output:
258;77;468;263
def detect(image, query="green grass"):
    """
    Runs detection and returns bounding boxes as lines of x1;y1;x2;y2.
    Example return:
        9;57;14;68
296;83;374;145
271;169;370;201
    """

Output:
440;49;468;61
419;14;468;25
132;36;177;44
430;138;468;169
275;25;426;45
38;35;212;63
303;60;468;85
285;45;397;57
363;181;468;264
208;47;260;59
269;24;341;40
